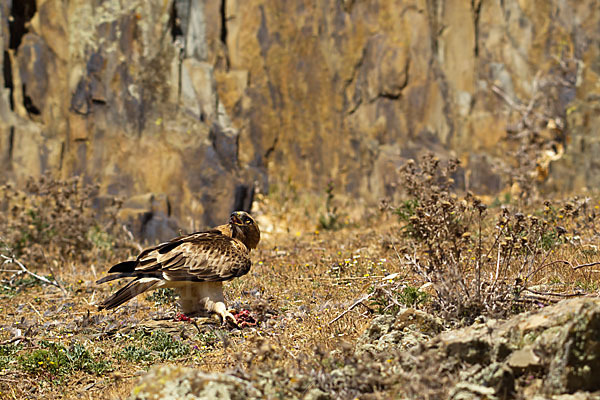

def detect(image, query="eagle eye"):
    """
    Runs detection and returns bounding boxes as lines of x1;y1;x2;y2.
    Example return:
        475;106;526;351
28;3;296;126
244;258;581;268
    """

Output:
243;216;252;224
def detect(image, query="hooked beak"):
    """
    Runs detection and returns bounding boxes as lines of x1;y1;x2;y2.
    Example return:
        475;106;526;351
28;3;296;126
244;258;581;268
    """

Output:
230;212;243;225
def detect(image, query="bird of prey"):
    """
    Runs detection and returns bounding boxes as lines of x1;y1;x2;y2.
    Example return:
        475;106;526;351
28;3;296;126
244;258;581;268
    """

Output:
96;211;260;325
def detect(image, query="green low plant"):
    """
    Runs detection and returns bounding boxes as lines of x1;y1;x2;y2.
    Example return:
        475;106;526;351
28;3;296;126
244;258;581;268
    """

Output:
0;343;21;371
398;286;430;307
0;275;48;298
19;341;111;379
116;330;191;363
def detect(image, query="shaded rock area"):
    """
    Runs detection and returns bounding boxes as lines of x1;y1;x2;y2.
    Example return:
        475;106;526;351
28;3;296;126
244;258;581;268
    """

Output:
118;193;180;243
130;365;262;400
1;0;600;233
130;297;600;399
433;297;600;398
355;308;444;354
0;0;254;230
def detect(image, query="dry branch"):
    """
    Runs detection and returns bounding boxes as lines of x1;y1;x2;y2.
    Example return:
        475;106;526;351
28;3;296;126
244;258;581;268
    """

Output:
0;336;32;346
524;287;584;298
571;261;600;270
0;253;66;293
329;293;373;325
526;259;600;281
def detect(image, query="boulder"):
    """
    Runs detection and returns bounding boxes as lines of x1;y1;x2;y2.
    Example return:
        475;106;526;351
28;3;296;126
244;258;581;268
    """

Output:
118;193;180;243
129;365;262;400
398;298;600;397
356;307;444;355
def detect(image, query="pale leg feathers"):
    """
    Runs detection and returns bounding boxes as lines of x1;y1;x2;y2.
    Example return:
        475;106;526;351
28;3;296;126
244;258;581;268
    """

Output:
174;281;237;325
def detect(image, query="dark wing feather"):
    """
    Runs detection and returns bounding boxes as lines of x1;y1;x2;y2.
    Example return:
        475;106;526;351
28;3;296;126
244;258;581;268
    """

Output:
107;260;137;273
135;236;186;260
129;227;228;261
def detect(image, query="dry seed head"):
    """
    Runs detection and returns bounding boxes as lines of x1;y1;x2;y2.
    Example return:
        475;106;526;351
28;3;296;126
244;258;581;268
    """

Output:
515;213;525;220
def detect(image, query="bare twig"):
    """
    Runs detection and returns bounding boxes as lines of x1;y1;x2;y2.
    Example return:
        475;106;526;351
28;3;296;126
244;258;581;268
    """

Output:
0;254;65;292
525;260;570;281
476;211;482;302
28;301;45;321
524;287;585;298
515;294;560;305
572;261;600;270
490;242;502;292
42;250;67;294
294;276;385;281
0;336;32;346
329;293;373;325
492;83;547;124
123;224;143;252
525;259;600;281
380;287;402;308
492;85;525;111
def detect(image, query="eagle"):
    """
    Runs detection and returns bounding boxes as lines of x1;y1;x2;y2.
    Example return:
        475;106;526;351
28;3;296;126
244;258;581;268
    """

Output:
96;211;260;325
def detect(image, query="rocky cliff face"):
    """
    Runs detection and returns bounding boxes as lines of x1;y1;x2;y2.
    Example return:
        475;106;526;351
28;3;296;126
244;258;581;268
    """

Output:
0;0;598;230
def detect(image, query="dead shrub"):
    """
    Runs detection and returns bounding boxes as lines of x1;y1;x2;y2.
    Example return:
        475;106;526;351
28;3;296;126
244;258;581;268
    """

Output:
388;153;595;323
0;175;133;266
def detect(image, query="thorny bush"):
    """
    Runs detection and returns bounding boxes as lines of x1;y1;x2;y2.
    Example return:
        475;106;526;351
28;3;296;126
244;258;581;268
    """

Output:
386;153;597;323
0;175;132;265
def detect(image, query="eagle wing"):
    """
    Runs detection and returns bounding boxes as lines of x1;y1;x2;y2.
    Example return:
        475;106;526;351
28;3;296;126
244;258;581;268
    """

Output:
109;230;252;282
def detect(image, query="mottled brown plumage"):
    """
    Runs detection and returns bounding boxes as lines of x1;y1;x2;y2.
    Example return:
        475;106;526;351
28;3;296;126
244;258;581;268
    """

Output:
96;211;260;324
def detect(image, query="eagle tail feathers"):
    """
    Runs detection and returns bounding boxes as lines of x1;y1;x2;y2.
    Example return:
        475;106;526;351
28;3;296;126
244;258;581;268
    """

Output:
97;278;160;310
95;273;137;284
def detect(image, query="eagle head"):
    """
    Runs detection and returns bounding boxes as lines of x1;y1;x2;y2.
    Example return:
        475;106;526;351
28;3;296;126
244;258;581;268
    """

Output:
230;211;261;250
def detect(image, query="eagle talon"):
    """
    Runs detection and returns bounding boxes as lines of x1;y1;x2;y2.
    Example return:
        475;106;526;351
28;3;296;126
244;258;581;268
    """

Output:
219;311;239;328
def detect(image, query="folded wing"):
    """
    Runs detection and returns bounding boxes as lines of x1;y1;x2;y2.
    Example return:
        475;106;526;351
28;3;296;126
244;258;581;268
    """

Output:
112;231;251;281
96;231;251;310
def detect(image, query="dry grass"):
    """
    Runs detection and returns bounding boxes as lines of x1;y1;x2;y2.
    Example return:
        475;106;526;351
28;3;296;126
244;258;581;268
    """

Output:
1;172;599;399
0;228;396;399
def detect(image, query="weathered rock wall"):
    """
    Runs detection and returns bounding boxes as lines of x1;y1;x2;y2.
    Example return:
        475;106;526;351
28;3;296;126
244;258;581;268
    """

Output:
0;0;599;228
